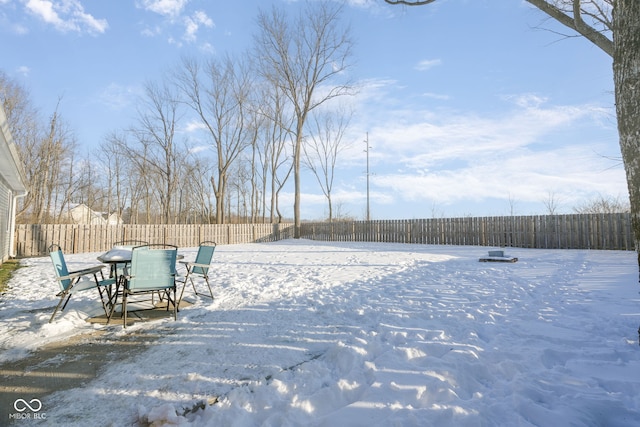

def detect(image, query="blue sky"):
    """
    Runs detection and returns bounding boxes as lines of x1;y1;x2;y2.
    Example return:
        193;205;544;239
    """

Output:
0;0;624;220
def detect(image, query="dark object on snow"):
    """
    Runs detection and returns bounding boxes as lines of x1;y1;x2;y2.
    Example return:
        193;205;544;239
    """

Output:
479;250;518;263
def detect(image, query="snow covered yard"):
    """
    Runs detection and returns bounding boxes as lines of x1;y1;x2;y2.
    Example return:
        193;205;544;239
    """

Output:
2;239;640;426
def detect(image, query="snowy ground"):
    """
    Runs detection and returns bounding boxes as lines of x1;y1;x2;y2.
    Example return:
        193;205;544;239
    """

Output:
2;239;640;426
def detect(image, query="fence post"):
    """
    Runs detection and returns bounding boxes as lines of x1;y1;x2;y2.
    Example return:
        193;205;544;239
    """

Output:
72;226;78;254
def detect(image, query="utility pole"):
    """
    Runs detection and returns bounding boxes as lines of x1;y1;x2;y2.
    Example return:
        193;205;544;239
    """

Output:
364;132;370;221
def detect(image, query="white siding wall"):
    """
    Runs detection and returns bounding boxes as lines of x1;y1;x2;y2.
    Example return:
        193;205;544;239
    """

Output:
0;184;9;263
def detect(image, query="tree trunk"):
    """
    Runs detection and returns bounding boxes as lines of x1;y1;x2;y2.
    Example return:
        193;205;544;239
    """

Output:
613;0;640;278
294;119;303;238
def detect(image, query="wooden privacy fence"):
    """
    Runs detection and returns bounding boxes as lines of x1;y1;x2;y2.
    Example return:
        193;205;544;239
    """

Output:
14;223;294;257
13;213;635;257
299;213;635;251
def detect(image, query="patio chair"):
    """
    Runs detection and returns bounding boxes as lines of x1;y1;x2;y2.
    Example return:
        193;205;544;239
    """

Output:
109;239;150;278
177;241;216;306
115;244;178;328
48;244;115;323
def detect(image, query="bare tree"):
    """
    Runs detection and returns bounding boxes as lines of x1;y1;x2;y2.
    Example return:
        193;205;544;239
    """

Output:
430;203;445;219
542;191;563;215
243;102;263;223
180;153;215;223
573;194;630;213
127;154;150;225
254;1;355;236
332;200;355;221
66;152;108;220
130;80;185;224
384;0;640;273
507;193;519;216
34;101;77;223
103;130;149;224
175;55;254;224
99;132;131;223
303;105;352;223
228;158;252;222
257;80;296;224
4;90;112;225
0;71;40;222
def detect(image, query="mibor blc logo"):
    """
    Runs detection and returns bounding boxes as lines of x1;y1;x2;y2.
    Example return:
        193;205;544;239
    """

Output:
9;398;46;420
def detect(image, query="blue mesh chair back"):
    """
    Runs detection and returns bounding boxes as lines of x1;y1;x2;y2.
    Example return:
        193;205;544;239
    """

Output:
192;243;216;276
127;245;177;292
49;246;72;291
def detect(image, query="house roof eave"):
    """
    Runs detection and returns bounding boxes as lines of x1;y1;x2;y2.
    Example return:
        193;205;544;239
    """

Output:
0;106;27;194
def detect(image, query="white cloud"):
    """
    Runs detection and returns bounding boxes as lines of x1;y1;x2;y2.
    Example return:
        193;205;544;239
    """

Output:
184;119;206;133
23;0;108;35
370;101;602;168
98;83;142;110
199;41;216;54
0;2;30;35
502;93;547;109
183;10;213;42
188;145;210;155
136;1;213;45
137;0;189;18
344;0;378;8
141;25;162;38
341;78;624;213
16;66;30;77
415;59;442;71
373;143;624;207
422;92;450;100
10;23;30;35
74;8;108;33
25;0;65;28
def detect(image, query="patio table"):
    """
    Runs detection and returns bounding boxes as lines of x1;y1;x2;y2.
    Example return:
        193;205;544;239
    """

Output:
98;245;184;317
97;245;184;321
97;247;133;264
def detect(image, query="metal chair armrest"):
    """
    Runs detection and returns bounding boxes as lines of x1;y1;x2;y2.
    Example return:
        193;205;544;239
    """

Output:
56;271;86;281
184;262;211;269
69;265;105;276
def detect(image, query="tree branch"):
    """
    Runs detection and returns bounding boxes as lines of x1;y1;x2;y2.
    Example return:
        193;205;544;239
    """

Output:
525;0;613;57
384;0;613;57
384;0;437;5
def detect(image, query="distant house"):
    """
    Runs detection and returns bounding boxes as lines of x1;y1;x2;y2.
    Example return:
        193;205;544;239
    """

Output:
63;204;123;225
0;105;27;265
106;212;123;225
66;203;107;225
